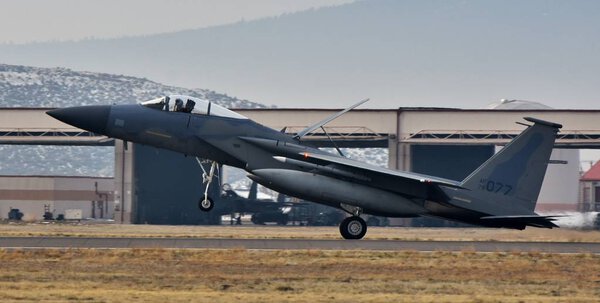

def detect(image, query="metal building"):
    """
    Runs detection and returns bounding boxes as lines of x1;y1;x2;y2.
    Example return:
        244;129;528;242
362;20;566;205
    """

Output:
580;161;600;212
0;175;114;220
2;106;600;225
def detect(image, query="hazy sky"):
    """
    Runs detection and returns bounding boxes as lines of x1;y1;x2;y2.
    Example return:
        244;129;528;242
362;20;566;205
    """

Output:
0;0;598;111
0;0;598;163
0;0;353;44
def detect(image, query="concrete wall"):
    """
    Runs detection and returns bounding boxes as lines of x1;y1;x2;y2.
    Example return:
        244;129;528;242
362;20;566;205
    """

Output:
114;140;134;223
236;109;398;134
536;149;581;212
396;109;600;136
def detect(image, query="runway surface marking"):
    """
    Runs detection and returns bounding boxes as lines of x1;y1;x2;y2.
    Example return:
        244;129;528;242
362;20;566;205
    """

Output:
1;237;599;253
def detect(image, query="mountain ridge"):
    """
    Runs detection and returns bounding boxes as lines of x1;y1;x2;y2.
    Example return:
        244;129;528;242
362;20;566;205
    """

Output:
0;64;265;108
0;63;265;177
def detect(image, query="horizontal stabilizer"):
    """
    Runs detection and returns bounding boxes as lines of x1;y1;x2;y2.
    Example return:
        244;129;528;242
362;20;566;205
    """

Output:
480;215;563;229
523;117;563;129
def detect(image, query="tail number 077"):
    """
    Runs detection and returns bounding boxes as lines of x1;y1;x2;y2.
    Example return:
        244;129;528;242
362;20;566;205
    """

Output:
479;179;513;195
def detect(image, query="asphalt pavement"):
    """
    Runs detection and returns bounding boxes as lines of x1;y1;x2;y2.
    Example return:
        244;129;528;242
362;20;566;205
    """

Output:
1;236;599;253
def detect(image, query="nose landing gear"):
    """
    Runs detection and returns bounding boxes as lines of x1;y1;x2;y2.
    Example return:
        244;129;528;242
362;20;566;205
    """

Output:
197;158;218;212
199;196;214;212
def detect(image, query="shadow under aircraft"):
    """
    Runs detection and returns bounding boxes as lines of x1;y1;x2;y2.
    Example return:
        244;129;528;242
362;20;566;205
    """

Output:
48;95;563;239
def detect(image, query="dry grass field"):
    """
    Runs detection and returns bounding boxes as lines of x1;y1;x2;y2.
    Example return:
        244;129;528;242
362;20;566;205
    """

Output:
1;224;599;302
0;248;598;303
1;222;600;242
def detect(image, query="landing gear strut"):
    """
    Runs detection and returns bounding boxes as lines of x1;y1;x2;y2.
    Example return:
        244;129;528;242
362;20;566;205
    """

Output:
339;203;367;240
197;158;218;212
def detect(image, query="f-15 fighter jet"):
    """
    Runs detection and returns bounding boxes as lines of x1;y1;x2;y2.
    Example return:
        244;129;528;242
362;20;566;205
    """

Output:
48;96;562;239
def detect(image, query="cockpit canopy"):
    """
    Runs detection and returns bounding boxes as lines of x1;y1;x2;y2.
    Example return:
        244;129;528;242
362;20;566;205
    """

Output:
141;95;247;119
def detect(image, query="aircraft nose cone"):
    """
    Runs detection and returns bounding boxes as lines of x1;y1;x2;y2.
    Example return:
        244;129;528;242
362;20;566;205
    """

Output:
47;105;111;135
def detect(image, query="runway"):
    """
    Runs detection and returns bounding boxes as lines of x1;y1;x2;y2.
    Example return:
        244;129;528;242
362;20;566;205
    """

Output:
1;236;599;253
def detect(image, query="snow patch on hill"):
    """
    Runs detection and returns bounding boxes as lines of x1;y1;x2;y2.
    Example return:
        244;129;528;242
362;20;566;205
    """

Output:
0;64;264;177
0;64;264;108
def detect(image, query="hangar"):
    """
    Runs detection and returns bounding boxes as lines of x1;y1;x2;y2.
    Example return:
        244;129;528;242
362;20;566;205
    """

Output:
0;175;113;221
1;101;599;224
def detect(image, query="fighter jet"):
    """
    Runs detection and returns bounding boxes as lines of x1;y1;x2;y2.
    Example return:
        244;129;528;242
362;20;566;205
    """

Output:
47;95;562;239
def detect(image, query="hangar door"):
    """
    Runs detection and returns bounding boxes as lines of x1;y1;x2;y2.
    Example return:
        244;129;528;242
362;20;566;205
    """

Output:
133;144;221;225
411;144;494;181
410;144;494;227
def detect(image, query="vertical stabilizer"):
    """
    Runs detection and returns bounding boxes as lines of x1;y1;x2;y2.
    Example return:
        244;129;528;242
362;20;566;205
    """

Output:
460;117;561;213
248;181;258;200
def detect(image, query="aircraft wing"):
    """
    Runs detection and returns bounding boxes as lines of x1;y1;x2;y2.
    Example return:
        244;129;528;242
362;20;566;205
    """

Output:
240;136;463;201
299;151;465;190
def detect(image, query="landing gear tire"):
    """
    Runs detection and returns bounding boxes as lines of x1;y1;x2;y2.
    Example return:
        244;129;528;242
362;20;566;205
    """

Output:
198;197;214;212
339;216;367;240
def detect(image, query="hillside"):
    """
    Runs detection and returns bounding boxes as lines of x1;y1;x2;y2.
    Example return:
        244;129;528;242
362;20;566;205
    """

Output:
0;64;264;177
0;64;264;108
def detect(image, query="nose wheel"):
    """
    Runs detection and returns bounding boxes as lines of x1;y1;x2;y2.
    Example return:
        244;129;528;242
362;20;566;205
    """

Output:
198;197;214;212
339;216;367;240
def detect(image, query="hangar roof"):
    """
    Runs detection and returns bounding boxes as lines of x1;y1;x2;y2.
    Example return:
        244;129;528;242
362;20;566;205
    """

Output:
485;99;553;110
2;107;600;147
581;161;600;181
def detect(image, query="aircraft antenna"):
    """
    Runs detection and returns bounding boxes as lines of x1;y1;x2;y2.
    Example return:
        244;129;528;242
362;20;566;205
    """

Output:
294;98;369;139
321;126;345;157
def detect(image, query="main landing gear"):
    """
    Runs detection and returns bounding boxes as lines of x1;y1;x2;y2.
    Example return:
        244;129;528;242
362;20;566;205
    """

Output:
197;158;218;212
339;203;367;240
339;216;367;240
